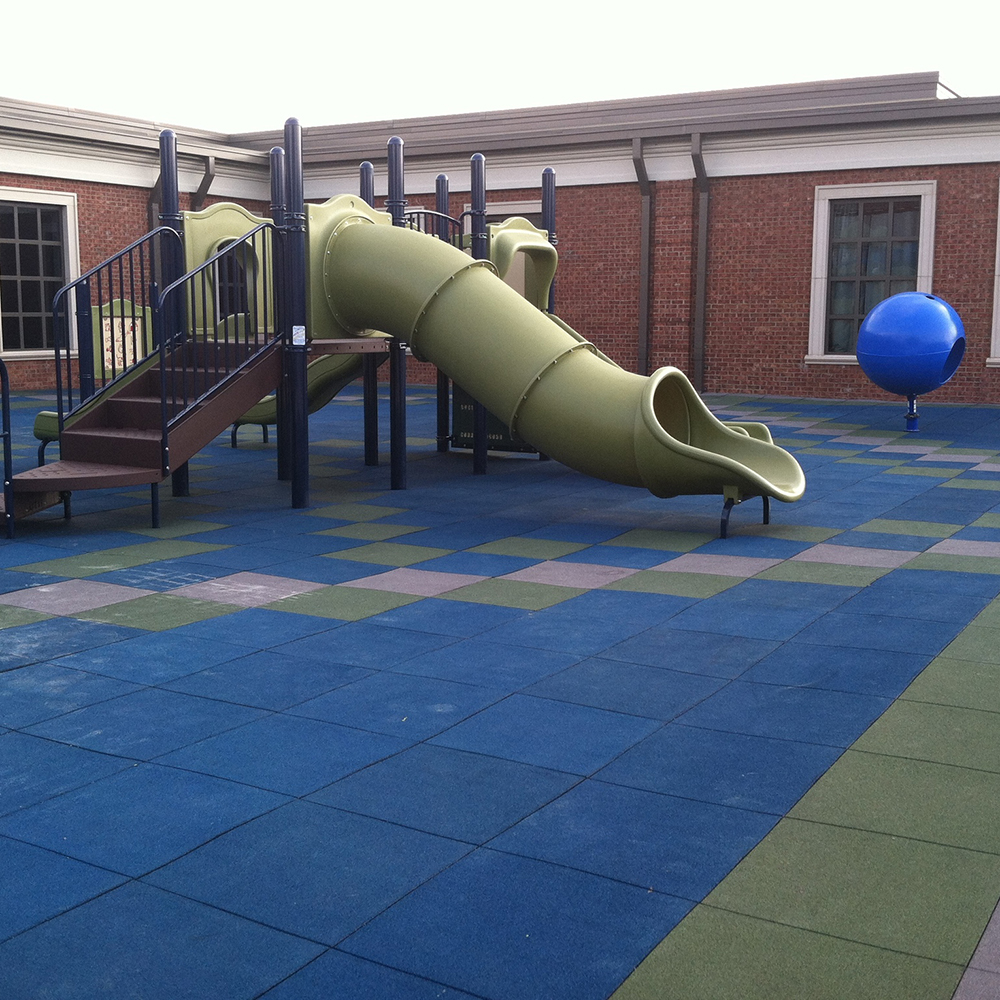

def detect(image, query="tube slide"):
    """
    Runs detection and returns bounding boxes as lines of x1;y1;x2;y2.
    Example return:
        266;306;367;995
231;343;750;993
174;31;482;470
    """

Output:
316;198;805;504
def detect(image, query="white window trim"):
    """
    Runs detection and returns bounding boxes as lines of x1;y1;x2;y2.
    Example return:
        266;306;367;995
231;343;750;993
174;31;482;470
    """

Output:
989;179;1000;366
0;185;80;359
806;180;936;364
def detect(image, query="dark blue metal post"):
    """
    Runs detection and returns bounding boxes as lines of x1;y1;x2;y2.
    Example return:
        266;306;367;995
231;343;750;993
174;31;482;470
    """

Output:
74;280;95;402
284;119;309;508
470;153;488;474
387;137;407;489
542;167;557;313
435;173;451;453
270;146;293;482
359;159;379;465
359;161;375;208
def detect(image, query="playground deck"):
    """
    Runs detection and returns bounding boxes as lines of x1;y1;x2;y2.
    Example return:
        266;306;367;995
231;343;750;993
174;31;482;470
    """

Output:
1;387;999;1000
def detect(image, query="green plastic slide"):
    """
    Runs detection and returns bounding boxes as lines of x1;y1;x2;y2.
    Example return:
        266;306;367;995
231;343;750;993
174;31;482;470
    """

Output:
312;196;804;505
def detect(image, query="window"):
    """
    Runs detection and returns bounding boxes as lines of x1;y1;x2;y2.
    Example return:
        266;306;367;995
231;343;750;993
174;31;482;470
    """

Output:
807;181;935;362
0;187;79;356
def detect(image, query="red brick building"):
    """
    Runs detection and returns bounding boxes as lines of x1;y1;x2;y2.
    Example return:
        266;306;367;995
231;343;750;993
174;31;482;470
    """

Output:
3;72;999;402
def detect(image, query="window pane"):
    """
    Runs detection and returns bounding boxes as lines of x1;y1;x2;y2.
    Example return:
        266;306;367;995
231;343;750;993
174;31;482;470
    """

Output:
21;315;44;349
829;281;855;316
890;278;917;296
42;244;63;278
861;280;886;314
829;244;857;277
17;207;39;241
0;242;15;275
862;202;890;239
862;243;887;276
0;206;14;240
891;241;918;277
39;207;62;242
831;202;860;240
45;280;63;310
21;281;41;313
892;200;920;238
18;243;40;276
827;319;855;354
1;313;22;348
1;277;17;308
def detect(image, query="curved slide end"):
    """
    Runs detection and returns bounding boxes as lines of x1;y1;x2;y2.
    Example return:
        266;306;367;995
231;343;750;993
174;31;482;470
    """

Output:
634;367;806;503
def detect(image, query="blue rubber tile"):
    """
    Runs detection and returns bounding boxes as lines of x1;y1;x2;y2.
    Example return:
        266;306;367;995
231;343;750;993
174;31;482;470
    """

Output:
742;641;930;697
164;650;373;709
835;578;990;624
0;619;144;671
53;632;247;684
492;778;776;898
0;662;140;728
171;607;340;647
393;637;580;690
254;533;374;557
0;569;69;594
953;525;1000;542
0;836;127;941
174;545;295;571
884;568;1000;599
827;530;937;551
666;579;856;641
368;597;528;637
524;658;725;719
794;610;964;656
694;535;813;559
255;555;391;586
146;800;470;945
310;743;578;843
290;672;501;739
181;525;292;546
597;723;841;814
86;559;233;590
399;518;543;550
556;545;668;568
678;680;890;747
261;949;480;1000
602;627;781;679
25;688;265;760
430;693;661;774
0;763;286;876
0;541;79;568
524;523;632;544
273;621;456;669
0;881;323;999
412;551;539;576
0;731;133;816
11;530;151;553
342;849;691;1000
158;713;410;795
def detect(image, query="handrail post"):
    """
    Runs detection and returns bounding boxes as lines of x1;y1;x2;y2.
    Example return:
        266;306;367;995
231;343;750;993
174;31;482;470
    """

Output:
1;359;14;538
470;152;488;474
359;161;375;208
387;136;407;489
542;167;557;313
435;173;451;453
75;280;95;402
270;146;293;483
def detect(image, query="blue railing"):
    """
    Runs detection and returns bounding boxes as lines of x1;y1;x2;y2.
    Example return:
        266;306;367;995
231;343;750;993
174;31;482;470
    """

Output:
1;357;13;538
403;209;464;249
51;227;184;429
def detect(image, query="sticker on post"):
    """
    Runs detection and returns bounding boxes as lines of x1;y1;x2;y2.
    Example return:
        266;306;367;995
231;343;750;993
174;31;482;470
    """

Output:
292;325;306;346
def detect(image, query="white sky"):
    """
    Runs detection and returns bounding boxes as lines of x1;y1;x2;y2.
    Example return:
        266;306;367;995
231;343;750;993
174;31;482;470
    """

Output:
4;0;1000;134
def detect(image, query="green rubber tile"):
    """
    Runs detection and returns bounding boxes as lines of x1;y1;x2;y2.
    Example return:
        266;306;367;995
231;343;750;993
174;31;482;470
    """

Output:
884;466;959;479
755;561;889;587
838;457;908;467
325;541;453;566
800;447;865;457
941;478;1000;492
469;537;589;559
0;607;51;629
305;502;407;521
77;594;240;631
905;553;1000;575
439;578;586;610
706;818;1000;964
601;529;713;553
317;522;424;541
790;750;1000;853
973;602;1000;629
903;657;1000;713
858;519;963;538
853;700;1000;773
611;905;962;1000
267;586;420;621
941;625;1000;664
127;519;231;540
737;524;842;542
13;540;228;578
603;570;738;598
811;422;867;432
973;514;1000;529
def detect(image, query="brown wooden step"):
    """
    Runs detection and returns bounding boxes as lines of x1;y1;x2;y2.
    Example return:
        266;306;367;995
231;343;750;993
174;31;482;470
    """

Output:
0;488;66;519
13;461;163;492
59;426;162;469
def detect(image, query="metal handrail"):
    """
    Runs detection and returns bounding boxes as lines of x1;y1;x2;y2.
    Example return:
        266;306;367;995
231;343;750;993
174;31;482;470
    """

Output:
1;358;13;538
403;209;464;248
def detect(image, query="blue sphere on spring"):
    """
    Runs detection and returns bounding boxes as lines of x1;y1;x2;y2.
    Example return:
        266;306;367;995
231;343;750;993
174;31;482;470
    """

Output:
856;292;965;397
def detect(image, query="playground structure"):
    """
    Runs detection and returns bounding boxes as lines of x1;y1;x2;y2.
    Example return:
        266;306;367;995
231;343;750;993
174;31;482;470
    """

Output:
1;120;805;540
856;291;966;432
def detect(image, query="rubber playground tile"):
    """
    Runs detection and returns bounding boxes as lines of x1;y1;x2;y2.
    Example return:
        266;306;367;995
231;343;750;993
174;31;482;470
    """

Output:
290;670;502;740
742;641;930;698
392;637;581;690
598;724;840;815
524;658;725;720
337;566;486;596
310;743;578;843
75;591;242;631
0;731;133;816
852;700;1000;773
0;606;50;629
366;596;528;638
790;750;1000;853
938;624;1000;663
942;477;1000;492
794;610;963;656
902;656;1000;713
343;848;691;1000
790;542;919;568
167;542;306;571
604;569;740;598
500;559;639;588
305;501;408;522
163;649;373;710
439;578;587;611
0;762;287;876
316;520;424;541
84;557;235;591
705;818;1000;964
158;713;410;796
930;538;1000;558
0;578;154;614
555;544;671;569
469;536;590;560
522;522;637;545
11;539;228;578
146;799;470;945
265;584;421;621
260;949;482;1000
651;552;783;577
272;620;456;669
601;528;714;552
859;517;963;537
755;559;890;587
955;968;1000;1000
967;904;1000;974
430;693;661;774
835;576;991;624
692;534;815;559
409;550;540;577
259;554;392;585
0;880;323;1000
611;904;963;1000
905;552;1000;575
0;618;143;671
168;570;326;607
0;662;140;729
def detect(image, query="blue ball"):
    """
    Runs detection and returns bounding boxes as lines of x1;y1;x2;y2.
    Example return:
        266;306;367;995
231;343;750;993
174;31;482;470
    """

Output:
856;292;965;397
